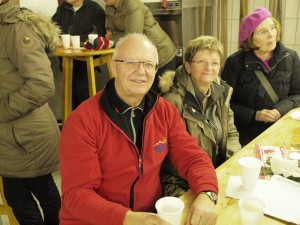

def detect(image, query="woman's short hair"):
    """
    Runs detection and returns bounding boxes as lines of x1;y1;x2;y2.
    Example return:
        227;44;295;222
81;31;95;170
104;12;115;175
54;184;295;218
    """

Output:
240;17;281;51
185;35;224;63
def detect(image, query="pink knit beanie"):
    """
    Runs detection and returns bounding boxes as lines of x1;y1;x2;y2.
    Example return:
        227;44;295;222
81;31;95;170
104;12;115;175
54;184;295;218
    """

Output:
239;8;272;43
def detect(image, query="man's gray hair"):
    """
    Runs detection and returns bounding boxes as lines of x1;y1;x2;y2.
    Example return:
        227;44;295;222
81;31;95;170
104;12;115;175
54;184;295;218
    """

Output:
112;33;158;61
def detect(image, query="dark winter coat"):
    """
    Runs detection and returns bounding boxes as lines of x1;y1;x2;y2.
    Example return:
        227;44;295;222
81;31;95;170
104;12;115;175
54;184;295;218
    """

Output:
52;0;105;42
221;42;300;145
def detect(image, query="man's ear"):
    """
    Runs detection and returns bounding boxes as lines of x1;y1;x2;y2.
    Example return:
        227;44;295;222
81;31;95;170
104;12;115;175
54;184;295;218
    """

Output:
184;61;191;74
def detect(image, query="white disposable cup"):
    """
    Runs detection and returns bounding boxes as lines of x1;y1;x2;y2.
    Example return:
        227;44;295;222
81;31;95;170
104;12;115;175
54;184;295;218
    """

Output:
239;157;262;190
61;34;71;49
239;196;265;225
88;34;98;43
155;196;184;225
71;35;80;49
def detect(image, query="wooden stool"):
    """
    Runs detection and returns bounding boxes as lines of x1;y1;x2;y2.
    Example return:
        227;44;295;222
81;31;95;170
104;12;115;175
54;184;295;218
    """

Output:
55;48;115;123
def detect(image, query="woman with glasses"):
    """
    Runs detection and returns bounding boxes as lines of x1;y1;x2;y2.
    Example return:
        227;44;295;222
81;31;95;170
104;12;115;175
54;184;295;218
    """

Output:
159;35;241;197
221;8;300;146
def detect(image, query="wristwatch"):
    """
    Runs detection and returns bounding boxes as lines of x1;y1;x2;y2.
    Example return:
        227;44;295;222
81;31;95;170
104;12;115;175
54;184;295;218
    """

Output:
200;191;218;204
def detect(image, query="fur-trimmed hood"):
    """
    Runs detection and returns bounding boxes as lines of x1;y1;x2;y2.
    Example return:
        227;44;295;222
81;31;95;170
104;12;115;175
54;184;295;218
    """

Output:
159;70;177;94
0;0;61;53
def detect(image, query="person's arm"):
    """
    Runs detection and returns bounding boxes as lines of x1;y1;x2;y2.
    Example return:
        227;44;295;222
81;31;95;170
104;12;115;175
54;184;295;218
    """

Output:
163;101;218;224
107;3;145;42
272;50;300;115
221;55;256;126
59;108;129;225
0;24;54;123
51;5;61;25
225;106;242;159
93;4;106;37
123;211;171;225
185;193;218;225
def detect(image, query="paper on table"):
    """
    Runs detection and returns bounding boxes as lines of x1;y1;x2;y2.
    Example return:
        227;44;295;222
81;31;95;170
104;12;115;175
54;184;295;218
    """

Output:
270;157;300;177
225;176;268;199
255;145;283;179
256;175;300;224
290;110;300;120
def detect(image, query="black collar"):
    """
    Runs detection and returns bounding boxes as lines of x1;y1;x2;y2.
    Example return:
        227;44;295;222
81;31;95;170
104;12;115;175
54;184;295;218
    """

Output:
112;84;145;114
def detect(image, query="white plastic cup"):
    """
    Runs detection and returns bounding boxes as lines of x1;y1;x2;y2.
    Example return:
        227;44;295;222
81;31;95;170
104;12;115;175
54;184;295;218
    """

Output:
88;34;98;43
61;34;71;49
239;157;262;190
239;196;265;225
71;35;80;49
155;196;184;225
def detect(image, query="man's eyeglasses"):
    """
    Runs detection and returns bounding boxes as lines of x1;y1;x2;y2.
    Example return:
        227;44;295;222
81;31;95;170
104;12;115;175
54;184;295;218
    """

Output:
191;59;220;68
114;59;159;71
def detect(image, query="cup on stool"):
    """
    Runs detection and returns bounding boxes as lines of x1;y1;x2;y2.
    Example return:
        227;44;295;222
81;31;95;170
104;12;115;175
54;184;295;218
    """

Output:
71;35;80;49
61;34;71;49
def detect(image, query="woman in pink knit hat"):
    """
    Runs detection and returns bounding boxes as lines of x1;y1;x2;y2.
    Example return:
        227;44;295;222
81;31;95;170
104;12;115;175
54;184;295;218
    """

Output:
221;7;300;146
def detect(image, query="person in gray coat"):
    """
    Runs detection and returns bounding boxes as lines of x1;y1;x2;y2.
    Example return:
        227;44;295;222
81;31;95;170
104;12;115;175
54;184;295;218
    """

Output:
104;0;177;93
159;35;241;197
0;0;61;224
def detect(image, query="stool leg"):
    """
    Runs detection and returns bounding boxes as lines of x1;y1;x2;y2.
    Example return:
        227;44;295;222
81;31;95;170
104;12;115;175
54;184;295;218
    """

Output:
62;57;73;124
99;54;114;78
86;56;97;97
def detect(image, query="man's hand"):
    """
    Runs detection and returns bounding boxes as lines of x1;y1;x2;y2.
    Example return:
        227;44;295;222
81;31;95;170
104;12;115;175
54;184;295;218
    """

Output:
255;109;281;123
185;193;218;225
123;211;171;225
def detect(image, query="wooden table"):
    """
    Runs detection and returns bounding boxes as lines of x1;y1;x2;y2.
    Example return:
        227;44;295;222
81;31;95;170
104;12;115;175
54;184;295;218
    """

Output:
54;47;115;123
180;107;300;225
0;177;19;225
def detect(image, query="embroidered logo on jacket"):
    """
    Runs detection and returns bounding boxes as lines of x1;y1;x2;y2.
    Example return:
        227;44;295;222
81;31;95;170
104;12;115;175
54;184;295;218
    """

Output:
154;137;168;153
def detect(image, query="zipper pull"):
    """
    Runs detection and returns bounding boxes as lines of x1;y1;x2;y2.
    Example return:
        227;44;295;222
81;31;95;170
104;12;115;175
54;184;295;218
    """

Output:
207;119;218;130
138;156;143;177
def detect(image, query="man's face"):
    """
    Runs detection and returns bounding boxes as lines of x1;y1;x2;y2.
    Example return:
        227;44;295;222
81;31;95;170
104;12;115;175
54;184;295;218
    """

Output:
111;38;158;104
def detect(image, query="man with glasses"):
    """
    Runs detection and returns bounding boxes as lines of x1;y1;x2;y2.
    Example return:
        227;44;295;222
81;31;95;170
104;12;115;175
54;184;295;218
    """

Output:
59;33;218;225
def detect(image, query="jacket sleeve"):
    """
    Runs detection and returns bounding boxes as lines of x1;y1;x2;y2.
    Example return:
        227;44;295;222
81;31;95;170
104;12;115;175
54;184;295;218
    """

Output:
273;50;300;115
107;2;145;42
221;55;256;125
94;4;106;37
51;5;61;26
0;23;54;123
225;107;241;158
59;106;129;225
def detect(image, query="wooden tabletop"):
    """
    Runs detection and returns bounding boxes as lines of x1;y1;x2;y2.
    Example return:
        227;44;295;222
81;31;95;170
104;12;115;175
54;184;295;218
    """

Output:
54;47;115;57
180;107;300;225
